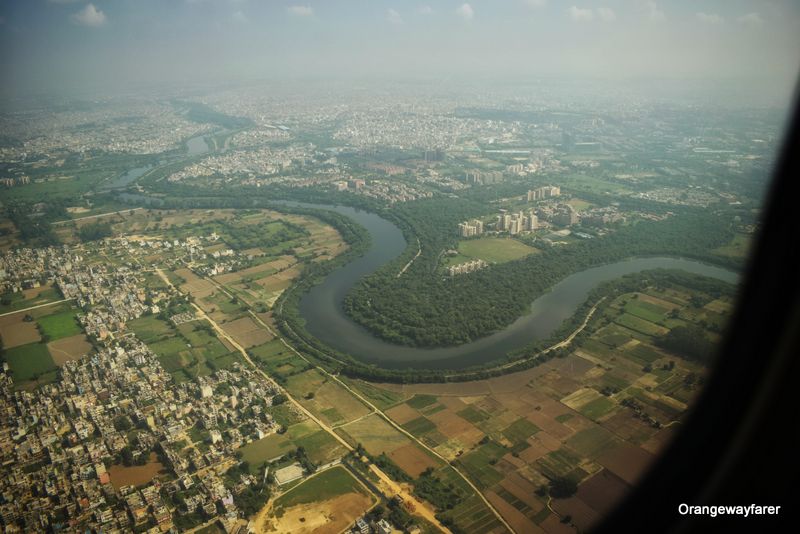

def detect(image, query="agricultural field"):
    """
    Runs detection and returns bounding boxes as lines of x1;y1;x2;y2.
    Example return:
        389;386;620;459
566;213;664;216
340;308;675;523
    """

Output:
36;310;82;340
456;237;539;264
0;284;63;314
0;311;42;348
248;340;310;380
2;342;59;388
47;334;93;365
220;316;272;349
129;315;240;383
356;277;730;532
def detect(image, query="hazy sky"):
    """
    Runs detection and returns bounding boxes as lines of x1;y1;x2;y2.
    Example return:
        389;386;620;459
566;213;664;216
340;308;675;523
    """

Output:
1;1;798;101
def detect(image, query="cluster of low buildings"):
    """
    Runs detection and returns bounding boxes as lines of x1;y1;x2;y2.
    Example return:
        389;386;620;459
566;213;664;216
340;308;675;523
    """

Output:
168;144;313;183
0;337;177;531
447;259;488;277
335;178;434;204
351;516;402;534
534;203;580;227
0;232;312;531
0;305;290;531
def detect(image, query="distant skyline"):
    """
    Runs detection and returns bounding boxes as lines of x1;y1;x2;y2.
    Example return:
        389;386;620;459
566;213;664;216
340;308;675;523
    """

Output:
1;1;799;102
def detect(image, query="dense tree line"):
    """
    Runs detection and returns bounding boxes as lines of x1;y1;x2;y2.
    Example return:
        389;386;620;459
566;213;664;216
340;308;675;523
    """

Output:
656;325;716;364
344;202;740;348
78;222;113;242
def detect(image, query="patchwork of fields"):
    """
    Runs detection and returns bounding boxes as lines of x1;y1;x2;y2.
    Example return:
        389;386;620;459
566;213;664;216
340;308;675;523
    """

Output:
343;278;729;533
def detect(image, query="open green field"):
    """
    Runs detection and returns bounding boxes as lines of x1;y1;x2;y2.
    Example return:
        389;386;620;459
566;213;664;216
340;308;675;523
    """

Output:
623;299;668;324
3;342;58;383
239;434;293;472
578;396;617;420
565;198;593;212
129;315;173;342
294;430;346;464
561;173;634;195
457;237;538;264
712;232;751;259
273;466;368;510
36;310;82;340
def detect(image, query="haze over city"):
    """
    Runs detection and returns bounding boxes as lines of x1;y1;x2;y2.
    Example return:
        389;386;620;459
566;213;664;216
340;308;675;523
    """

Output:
1;0;799;104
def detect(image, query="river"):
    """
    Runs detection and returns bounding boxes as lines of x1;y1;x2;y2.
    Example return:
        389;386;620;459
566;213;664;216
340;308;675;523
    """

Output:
104;134;210;192
285;203;739;370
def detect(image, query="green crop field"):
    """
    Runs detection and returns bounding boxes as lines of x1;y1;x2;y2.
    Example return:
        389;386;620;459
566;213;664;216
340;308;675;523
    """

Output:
3;342;58;382
239;434;293;472
406;394;437;410
149;337;189;359
402;416;438;436
293;430;346;464
274;466;367;510
501;418;541;445
578;396;617;420
457;405;491;424
614;313;666;337
625;343;664;365
457;237;538;264
37;310;82;340
535;447;584;479
624;299;668;324
129;316;174;342
249;341;308;378
446;494;505;533
457;441;506;489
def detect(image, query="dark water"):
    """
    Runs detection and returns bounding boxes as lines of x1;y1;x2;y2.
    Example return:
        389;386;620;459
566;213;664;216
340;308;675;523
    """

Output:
186;135;210;155
287;203;739;370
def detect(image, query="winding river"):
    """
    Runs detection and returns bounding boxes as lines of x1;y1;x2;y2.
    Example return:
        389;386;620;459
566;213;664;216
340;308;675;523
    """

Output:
282;203;739;371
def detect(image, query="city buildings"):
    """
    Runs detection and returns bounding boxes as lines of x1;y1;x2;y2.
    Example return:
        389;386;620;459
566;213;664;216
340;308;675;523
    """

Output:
527;185;561;202
458;219;484;237
448;259;488;276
